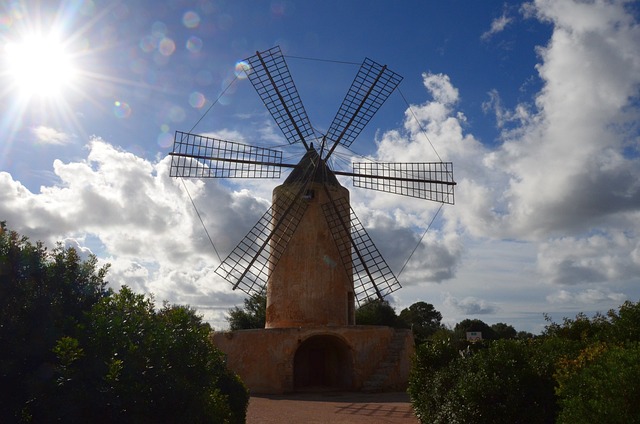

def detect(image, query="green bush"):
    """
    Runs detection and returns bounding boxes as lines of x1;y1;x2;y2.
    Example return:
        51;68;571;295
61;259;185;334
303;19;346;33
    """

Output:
355;298;404;327
409;301;640;423
555;342;640;424
0;223;248;423
409;339;557;424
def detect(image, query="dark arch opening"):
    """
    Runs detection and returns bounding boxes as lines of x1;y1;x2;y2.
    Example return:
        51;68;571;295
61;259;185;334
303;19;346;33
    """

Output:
293;335;353;390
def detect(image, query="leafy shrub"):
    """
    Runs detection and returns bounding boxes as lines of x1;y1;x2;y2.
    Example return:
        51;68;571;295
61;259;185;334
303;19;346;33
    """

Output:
410;339;559;423
355;298;404;327
555;342;640;424
409;301;640;423
227;290;266;330
0;223;248;423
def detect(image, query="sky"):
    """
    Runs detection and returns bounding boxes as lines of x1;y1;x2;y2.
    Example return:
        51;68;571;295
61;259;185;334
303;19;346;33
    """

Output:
1;0;639;333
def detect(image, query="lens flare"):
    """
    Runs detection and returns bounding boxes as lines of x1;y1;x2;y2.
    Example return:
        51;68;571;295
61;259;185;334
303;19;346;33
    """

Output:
113;101;132;118
186;36;202;53
235;61;251;79
157;132;172;148
158;37;175;56
189;91;206;108
182;11;200;28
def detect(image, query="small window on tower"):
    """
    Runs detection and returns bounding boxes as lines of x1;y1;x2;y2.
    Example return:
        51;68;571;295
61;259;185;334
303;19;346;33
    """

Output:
303;189;314;200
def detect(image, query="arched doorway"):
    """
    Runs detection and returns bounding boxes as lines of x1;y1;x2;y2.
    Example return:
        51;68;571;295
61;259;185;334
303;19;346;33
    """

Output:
293;335;353;390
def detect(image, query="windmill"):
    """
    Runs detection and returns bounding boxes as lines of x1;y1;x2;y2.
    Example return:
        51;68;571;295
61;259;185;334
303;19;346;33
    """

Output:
170;46;455;329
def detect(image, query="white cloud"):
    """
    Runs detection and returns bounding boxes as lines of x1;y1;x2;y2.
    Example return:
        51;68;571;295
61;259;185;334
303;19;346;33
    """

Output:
537;232;640;285
31;125;72;145
0;137;267;330
444;293;498;315
481;13;513;41
547;288;627;305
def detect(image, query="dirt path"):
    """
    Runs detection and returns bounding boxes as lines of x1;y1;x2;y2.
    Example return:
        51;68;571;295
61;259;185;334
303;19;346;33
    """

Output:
246;391;419;424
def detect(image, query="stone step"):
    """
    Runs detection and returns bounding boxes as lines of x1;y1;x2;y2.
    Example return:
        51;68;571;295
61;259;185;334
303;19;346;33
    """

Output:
361;329;409;392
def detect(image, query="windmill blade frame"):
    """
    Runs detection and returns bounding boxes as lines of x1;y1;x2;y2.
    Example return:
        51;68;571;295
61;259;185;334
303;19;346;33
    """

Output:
323;58;403;160
322;193;402;306
169;131;286;179
335;161;456;204
244;46;314;150
215;184;310;295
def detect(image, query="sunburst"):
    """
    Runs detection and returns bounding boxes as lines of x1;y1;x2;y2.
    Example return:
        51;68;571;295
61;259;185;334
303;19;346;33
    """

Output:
4;32;78;99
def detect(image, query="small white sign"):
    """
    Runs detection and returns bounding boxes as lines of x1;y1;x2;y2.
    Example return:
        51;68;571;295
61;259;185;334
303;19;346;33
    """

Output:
466;331;482;341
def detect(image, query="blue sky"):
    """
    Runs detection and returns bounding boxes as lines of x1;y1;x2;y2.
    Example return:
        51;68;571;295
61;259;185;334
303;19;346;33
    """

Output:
1;0;639;333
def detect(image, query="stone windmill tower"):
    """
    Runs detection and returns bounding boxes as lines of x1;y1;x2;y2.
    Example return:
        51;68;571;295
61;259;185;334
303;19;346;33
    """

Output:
170;46;455;393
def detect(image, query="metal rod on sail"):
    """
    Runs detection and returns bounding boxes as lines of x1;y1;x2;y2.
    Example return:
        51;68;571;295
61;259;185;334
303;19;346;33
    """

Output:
324;65;388;161
255;50;310;151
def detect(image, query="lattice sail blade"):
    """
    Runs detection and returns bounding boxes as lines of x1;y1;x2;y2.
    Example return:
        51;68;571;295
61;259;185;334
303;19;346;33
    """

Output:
169;131;283;179
244;46;314;147
324;58;402;154
350;162;456;204
322;197;402;306
215;188;309;296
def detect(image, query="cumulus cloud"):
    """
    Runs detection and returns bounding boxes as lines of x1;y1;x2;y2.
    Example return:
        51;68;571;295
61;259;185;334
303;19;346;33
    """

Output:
31;125;72;145
444;293;498;315
491;0;640;239
0;137;269;329
547;288;627;305
376;0;640;288
537;232;640;285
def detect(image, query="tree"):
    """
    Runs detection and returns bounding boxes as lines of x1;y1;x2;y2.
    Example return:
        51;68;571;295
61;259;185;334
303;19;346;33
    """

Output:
409;302;640;423
0;223;248;423
60;286;249;424
355;298;403;327
491;322;517;339
0;222;109;423
399;301;443;343
555;342;640;424
227;290;266;330
409;339;558;424
454;319;497;340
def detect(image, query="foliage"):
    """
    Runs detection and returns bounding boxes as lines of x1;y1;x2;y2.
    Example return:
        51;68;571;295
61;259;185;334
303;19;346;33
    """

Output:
226;290;266;330
55;287;249;424
398;301;443;343
0;223;248;423
409;338;558;424
355;298;404;327
491;322;517;339
555;342;640;424
454;318;498;340
0;222;109;423
410;300;640;423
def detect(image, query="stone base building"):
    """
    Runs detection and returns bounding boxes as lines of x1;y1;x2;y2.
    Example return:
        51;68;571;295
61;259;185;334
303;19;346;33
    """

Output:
212;326;414;394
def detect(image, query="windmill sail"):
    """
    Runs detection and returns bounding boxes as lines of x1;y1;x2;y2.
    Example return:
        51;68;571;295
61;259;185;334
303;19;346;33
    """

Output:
215;186;310;295
244;46;314;149
323;58;402;159
322;195;402;305
337;161;456;204
170;131;285;178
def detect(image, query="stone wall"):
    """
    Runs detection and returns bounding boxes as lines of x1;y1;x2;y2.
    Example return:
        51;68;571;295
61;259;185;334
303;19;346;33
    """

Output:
212;326;414;394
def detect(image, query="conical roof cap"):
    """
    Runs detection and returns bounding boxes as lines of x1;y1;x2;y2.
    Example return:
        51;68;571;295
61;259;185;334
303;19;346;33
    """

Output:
284;147;339;186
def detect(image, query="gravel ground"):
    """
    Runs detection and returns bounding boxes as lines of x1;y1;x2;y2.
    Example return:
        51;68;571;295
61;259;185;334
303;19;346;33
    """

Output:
246;391;419;424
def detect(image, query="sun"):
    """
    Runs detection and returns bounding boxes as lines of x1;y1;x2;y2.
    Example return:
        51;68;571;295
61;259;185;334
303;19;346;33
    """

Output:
4;32;78;99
